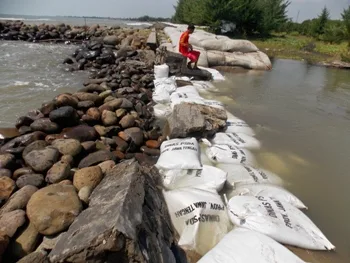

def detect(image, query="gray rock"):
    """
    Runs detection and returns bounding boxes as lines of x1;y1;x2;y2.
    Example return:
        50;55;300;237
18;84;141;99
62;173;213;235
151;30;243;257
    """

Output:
16;174;44;188
17;251;48;263
36;233;64;252
24;147;60;172
78;186;93;204
0;168;11;177
51;139;82;157
77;100;94;109
103;35;119;46
166;103;227;139
46;161;71;184
0;209;26;237
49;106;79;127
124;127;144;146
0;185;38;214
22;140;48;159
101;110;118;126
48;159;178;263
78;150;116;169
0;131;46;154
30;118;59;133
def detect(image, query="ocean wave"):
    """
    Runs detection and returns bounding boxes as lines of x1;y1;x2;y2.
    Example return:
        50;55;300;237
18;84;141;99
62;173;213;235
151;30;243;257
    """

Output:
126;22;152;27
0;17;51;21
34;82;50;88
13;81;30;86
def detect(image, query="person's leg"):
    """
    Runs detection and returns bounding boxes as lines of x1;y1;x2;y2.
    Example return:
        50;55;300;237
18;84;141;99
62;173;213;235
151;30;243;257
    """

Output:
191;51;200;69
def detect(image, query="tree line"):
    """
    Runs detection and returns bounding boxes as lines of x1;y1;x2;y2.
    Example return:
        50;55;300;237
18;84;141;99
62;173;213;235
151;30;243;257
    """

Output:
172;0;350;44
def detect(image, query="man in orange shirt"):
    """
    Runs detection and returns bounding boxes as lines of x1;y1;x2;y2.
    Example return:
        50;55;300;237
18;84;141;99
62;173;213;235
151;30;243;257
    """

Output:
179;24;200;70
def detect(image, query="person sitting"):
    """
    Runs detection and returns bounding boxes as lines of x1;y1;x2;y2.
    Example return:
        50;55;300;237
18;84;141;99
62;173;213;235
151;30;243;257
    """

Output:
179;24;201;70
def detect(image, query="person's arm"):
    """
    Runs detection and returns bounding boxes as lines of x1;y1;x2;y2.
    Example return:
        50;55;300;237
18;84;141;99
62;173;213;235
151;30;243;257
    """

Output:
179;32;190;48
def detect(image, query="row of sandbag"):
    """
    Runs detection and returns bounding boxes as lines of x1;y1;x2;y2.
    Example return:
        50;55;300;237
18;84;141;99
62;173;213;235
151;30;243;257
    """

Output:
162;26;272;70
152;66;335;262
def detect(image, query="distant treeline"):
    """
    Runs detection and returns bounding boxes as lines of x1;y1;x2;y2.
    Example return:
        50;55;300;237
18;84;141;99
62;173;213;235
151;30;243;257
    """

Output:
123;16;171;22
172;0;350;46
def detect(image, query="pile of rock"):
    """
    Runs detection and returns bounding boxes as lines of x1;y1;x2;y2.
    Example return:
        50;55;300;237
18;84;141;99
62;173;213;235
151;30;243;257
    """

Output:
0;50;180;262
64;35;156;71
0;20;152;45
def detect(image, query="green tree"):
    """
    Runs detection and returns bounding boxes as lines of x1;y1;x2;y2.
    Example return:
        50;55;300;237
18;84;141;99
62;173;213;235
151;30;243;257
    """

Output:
341;5;350;47
313;6;330;37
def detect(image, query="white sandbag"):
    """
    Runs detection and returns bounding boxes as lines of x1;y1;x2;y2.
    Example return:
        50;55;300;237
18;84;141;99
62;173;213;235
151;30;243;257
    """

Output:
153;104;172;119
153;77;177;94
226;119;255;136
156;138;202;170
160;165;227;192
152;89;170;104
171;98;206;109
211;132;261;150
226;111;239;120
198;66;225;81
217;164;283;187
192;81;216;92
200;143;214;166
228;184;307;209
228;196;335;250
174;85;200;95
206;145;256;166
163;187;231;255
198;228;306;263
154;64;169;79
202;99;225;110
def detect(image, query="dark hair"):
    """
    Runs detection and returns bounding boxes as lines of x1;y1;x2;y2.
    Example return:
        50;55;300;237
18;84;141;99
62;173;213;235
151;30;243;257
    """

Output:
188;24;195;30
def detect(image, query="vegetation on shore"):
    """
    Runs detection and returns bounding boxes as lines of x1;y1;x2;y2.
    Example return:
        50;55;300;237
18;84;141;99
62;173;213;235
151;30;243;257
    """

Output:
172;0;350;63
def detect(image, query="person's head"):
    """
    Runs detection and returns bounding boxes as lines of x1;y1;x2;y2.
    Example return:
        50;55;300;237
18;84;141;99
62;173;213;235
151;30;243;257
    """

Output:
188;24;195;34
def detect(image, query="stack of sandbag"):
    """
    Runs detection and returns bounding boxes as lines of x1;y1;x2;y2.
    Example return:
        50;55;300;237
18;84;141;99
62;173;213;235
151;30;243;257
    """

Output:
162;26;272;70
198;228;307;263
156;138;232;255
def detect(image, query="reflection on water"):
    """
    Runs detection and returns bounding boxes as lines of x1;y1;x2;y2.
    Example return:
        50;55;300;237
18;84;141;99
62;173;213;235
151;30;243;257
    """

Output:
212;59;350;262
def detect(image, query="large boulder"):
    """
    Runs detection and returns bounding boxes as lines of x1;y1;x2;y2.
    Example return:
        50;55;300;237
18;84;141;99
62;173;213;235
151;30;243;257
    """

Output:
48;159;179;263
27;184;82;235
166;103;227;138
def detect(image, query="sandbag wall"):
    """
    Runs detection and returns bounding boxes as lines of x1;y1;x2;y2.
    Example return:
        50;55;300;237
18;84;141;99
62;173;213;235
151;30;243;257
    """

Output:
162;25;272;70
153;64;335;262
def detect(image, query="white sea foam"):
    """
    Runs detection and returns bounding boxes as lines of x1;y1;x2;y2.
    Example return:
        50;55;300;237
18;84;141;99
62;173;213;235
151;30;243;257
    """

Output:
13;81;30;86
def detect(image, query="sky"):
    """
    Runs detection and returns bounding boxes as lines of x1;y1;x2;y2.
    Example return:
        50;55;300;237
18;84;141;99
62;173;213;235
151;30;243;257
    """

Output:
0;0;349;22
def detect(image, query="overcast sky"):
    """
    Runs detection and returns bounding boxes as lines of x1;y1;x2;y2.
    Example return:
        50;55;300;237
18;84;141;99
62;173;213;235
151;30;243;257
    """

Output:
0;0;349;22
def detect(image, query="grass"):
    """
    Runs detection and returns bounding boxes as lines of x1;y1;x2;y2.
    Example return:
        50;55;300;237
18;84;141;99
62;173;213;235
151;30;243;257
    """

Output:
250;33;350;64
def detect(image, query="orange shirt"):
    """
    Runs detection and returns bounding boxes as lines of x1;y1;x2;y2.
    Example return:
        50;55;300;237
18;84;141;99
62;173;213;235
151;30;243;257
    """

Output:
179;30;190;54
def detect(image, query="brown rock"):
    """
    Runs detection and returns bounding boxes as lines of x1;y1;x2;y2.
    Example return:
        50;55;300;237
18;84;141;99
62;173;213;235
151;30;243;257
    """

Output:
60;155;74;165
118;131;131;142
94;125;107;137
10;223;40;259
145;140;160;149
73;166;103;191
51;139;82;156
81;141;96;153
73;92;103;105
0;132;46;154
101;110;118;126
46;161;71;184
0;176;15;202
0;185;37;214
55;94;78;108
13;167;34;180
115;108;127;118
114;136;129;152
40;101;56;116
113;150;125;160
99;90;113;100
0;153;16;169
86;107;101;121
27;184;82;235
16;174;44;189
77;100;94;110
61;125;98;142
119;114;135;129
0;210;26;237
98;98;123;112
45;134;61;144
98;160;115;175
58;180;72;186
